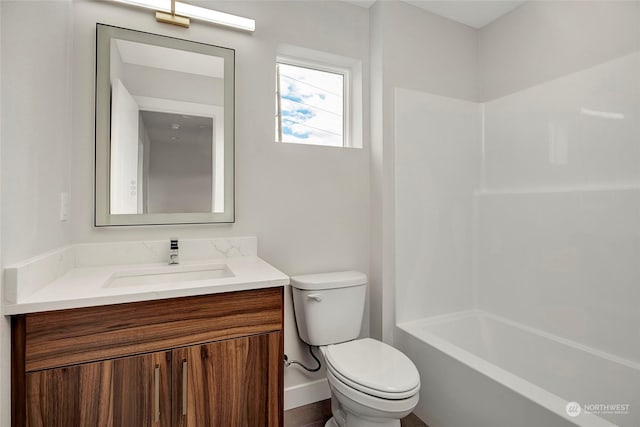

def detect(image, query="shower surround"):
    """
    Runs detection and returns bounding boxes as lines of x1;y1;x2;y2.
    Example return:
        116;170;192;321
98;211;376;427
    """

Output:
394;51;640;427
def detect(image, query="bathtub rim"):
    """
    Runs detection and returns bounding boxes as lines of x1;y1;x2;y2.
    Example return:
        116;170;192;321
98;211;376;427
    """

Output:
397;310;628;427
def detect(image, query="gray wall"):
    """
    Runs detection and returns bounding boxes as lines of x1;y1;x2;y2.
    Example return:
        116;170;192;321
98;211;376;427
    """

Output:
147;140;213;214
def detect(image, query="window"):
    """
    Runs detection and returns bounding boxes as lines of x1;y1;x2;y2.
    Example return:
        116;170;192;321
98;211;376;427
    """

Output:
275;60;348;147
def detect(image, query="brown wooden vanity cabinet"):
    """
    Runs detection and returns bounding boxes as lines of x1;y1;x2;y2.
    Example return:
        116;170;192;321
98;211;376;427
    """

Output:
25;350;172;426
173;332;281;427
12;287;284;427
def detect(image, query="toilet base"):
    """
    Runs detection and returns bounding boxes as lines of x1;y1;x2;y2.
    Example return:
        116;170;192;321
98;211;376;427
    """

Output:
327;414;401;427
325;418;339;427
327;392;403;427
325;369;416;427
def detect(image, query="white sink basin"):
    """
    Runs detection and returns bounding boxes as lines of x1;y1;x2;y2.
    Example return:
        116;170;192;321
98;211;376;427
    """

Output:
105;263;234;288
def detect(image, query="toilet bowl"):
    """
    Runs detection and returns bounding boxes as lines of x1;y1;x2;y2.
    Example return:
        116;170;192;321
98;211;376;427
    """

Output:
290;272;420;427
326;370;419;427
320;338;420;427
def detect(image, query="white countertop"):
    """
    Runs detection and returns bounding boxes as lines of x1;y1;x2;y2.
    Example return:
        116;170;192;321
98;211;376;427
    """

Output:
5;256;289;315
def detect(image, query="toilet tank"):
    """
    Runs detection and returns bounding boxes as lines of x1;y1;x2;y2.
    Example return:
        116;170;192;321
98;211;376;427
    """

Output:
290;271;367;346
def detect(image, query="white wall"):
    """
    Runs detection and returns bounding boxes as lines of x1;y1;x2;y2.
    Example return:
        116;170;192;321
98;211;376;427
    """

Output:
0;3;8;426
370;0;478;342
0;2;73;424
375;2;479;103
478;1;640;101
1;0;370;412
1;1;73;265
394;89;481;323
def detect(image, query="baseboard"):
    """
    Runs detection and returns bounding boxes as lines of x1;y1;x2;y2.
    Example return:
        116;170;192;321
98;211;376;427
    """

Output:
284;378;331;410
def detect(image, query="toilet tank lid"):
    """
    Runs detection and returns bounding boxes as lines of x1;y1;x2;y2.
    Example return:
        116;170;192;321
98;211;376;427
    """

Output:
290;271;367;290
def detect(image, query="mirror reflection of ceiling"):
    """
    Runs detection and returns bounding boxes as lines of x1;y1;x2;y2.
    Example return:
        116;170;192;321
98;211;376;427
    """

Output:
115;39;224;78
140;111;213;146
111;38;224;107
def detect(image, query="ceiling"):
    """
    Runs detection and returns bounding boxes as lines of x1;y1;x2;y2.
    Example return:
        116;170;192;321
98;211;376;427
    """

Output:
403;1;525;28
343;0;526;29
140;110;213;146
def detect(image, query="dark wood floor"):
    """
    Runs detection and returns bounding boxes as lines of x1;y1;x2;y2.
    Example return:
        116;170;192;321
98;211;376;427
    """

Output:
284;399;427;427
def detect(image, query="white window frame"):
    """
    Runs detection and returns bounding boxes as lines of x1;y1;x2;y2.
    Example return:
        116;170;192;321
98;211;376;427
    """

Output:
275;44;362;149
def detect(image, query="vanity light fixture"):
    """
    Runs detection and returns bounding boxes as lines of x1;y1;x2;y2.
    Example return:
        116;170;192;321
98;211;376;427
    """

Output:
112;0;256;31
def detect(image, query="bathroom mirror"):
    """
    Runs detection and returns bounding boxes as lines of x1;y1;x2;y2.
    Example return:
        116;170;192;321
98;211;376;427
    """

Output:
95;24;234;226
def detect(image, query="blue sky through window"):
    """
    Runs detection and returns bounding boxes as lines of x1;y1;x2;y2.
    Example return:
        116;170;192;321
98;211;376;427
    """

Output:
276;63;344;147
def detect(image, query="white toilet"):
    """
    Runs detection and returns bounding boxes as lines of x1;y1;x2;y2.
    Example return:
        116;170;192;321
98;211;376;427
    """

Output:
290;271;420;427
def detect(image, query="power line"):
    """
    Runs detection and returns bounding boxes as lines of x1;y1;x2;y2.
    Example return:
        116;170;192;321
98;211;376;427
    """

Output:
279;73;342;97
282;118;343;138
280;96;342;117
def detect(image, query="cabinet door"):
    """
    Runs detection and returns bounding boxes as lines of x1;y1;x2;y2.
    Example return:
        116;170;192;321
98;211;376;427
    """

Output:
25;351;171;427
173;332;282;427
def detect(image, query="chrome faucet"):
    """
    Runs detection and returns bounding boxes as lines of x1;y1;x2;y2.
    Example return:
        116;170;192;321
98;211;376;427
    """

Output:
169;239;179;265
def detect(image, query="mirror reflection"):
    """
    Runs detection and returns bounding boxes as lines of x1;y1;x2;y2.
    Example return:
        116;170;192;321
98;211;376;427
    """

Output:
95;25;235;226
110;39;225;215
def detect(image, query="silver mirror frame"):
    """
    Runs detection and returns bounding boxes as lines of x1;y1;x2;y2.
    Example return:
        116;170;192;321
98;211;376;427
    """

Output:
95;24;235;226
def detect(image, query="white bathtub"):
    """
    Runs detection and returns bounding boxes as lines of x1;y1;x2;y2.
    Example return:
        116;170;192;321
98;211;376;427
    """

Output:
396;311;639;427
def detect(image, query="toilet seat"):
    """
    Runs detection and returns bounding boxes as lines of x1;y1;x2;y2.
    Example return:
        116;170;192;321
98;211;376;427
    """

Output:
326;370;420;416
322;338;420;400
327;363;420;400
